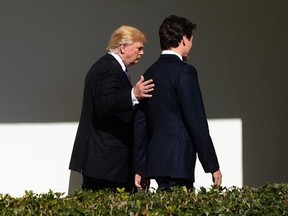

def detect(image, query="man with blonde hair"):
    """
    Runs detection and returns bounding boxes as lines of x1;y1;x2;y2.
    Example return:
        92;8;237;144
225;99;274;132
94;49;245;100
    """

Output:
69;25;154;192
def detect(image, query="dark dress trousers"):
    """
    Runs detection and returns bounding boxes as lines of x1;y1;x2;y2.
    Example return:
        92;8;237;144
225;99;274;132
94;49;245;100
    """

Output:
134;54;220;183
69;53;135;189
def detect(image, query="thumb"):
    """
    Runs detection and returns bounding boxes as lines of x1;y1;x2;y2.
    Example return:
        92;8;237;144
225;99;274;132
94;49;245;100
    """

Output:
137;75;144;83
135;180;141;188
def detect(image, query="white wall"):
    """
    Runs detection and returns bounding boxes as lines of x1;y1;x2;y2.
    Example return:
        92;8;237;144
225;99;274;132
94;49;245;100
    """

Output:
0;119;242;197
0;123;77;197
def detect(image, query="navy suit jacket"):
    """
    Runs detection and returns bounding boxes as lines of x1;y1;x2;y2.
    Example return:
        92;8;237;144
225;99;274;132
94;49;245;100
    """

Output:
134;54;219;181
69;53;135;184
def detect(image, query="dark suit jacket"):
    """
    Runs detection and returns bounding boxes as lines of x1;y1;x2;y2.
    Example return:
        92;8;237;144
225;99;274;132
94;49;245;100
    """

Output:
134;54;219;181
69;53;135;184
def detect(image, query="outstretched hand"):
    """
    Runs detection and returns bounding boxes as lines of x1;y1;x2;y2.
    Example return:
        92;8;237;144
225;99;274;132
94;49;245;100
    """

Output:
133;76;154;100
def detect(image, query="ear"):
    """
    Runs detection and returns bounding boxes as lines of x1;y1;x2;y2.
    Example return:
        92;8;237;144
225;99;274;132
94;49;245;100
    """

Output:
119;44;126;54
182;36;187;46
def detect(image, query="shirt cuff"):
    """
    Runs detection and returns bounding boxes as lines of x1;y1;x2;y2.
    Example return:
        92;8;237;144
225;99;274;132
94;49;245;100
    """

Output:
131;88;139;106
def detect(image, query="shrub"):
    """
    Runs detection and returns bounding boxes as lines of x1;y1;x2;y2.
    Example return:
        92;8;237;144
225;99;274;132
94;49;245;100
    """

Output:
0;183;287;215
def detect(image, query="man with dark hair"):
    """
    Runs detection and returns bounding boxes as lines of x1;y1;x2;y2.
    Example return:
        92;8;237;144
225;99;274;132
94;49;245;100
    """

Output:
134;15;222;191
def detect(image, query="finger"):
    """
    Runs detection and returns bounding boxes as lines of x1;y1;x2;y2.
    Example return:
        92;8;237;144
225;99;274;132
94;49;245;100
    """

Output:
136;75;145;85
141;84;154;93
139;75;145;82
145;88;154;93
144;84;155;90
142;79;154;86
135;175;142;188
141;78;153;85
141;93;153;98
214;177;221;186
135;179;141;188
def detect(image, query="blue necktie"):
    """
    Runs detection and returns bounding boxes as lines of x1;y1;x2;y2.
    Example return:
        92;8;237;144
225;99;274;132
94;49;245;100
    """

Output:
125;68;131;82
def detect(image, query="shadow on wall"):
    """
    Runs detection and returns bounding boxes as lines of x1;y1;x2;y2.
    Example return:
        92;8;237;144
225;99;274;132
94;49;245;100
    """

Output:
68;171;82;195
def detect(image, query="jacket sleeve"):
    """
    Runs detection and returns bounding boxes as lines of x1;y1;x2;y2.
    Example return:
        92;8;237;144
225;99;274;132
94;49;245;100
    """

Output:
133;102;149;176
176;65;220;173
87;63;133;116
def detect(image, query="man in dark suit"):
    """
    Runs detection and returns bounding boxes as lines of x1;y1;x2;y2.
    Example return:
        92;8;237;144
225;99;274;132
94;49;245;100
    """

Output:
134;15;222;191
69;25;154;192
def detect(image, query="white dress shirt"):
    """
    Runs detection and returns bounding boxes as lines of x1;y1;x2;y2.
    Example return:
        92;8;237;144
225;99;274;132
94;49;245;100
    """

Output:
109;52;139;106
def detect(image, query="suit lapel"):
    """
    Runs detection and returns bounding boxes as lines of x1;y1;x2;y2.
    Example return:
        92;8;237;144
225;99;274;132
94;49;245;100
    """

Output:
105;53;133;87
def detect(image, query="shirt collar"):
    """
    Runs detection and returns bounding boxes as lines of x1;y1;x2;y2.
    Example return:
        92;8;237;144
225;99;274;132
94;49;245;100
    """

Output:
108;52;126;71
161;50;183;61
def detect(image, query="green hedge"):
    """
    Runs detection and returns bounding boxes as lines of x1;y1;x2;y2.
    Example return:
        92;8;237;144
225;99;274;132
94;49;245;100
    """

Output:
1;183;287;215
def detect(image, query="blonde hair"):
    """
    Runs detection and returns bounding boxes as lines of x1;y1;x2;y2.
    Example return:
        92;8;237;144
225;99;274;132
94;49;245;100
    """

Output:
106;25;147;52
